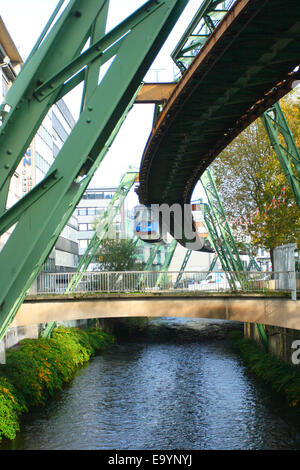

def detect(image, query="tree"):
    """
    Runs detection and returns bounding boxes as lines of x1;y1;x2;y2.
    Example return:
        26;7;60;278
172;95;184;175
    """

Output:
95;237;144;271
212;91;300;265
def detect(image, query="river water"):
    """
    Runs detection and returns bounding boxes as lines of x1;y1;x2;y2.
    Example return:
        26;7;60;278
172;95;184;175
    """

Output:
2;319;300;450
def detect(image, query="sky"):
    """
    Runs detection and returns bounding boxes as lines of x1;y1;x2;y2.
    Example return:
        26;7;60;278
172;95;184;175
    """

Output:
0;0;204;207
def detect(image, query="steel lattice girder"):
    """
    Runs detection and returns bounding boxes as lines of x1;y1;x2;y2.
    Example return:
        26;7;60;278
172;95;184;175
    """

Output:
174;249;192;287
137;244;163;288
171;0;232;73
155;238;177;287
201;170;247;290
0;0;190;341
143;245;162;271
261;101;300;208
202;204;238;290
201;170;244;270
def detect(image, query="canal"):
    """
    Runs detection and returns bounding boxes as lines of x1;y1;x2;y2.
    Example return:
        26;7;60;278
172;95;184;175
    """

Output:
1;319;300;450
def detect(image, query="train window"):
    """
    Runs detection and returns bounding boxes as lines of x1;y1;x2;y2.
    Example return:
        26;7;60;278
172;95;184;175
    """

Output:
134;205;161;242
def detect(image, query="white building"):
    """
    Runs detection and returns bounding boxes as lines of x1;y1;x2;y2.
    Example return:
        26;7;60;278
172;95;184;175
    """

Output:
75;187;126;256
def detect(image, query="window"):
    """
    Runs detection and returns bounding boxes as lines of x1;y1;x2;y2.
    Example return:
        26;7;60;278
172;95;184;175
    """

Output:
78;208;87;216
79;224;88;231
79;239;88;249
36;152;51;174
52;112;69;143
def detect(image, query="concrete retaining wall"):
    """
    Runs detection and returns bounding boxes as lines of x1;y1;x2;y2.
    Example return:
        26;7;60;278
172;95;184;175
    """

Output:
244;322;300;365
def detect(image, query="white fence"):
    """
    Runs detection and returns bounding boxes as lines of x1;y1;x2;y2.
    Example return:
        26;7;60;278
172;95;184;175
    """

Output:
35;270;299;298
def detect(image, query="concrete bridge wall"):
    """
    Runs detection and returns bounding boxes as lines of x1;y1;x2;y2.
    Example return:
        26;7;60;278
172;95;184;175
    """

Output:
11;295;300;331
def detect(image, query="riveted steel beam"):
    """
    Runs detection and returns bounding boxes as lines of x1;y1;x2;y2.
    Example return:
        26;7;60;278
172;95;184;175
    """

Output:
262;101;300;208
171;0;233;73
0;0;190;341
174;248;192;287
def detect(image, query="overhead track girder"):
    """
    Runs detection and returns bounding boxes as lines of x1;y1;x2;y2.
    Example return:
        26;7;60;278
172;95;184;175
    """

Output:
172;0;233;73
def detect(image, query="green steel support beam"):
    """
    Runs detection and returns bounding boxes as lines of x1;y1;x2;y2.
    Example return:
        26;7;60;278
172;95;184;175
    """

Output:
137;244;163;288
0;170;60;235
261;101;300;208
155;238;177;287
201;203;238;290
244;244;261;271
42;321;57;339
43;232;141;339
256;323;268;351
144;245;162;271
171;0;231;73
201;169;247;290
0;0;190;341
174;249;192;287
208;254;218;272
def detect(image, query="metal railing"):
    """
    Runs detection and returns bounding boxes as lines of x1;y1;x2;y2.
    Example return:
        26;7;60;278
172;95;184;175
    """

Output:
35;270;299;299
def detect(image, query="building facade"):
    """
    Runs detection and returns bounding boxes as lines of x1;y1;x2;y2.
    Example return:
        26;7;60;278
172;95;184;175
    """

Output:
0;17;23;249
75;187;126;257
34;99;79;273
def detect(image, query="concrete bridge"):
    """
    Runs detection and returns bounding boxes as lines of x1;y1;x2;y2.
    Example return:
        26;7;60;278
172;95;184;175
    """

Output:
12;292;300;331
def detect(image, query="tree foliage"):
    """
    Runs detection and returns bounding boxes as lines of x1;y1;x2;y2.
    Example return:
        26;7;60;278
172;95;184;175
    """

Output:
212;91;300;256
95;238;144;271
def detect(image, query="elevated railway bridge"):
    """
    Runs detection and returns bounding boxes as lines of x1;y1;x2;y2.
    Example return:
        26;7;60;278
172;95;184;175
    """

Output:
0;0;299;343
137;0;300;209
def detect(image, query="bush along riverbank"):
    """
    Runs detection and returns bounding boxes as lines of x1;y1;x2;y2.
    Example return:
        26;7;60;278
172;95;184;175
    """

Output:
0;327;115;441
228;331;300;413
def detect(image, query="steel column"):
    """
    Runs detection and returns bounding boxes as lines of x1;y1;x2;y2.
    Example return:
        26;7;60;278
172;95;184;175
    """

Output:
262;101;300;208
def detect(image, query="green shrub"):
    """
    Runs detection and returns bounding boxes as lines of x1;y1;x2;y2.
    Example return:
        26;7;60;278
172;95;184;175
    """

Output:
228;331;300;411
0;327;114;441
0;377;27;441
